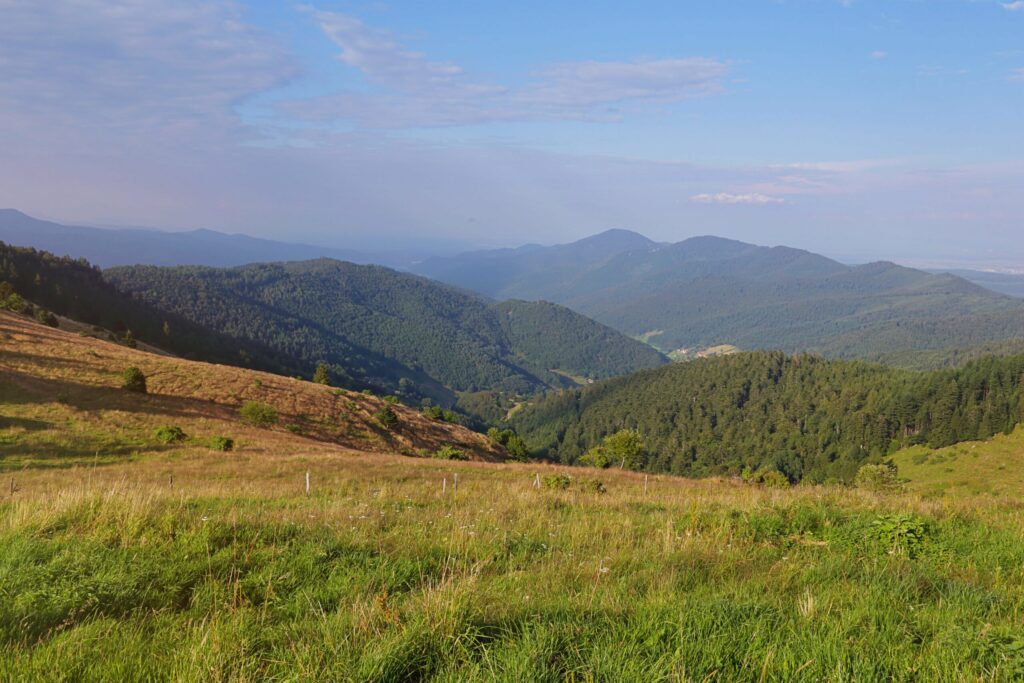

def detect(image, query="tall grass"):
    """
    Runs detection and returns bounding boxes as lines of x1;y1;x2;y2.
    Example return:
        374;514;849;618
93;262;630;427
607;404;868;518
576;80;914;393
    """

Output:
4;452;1024;680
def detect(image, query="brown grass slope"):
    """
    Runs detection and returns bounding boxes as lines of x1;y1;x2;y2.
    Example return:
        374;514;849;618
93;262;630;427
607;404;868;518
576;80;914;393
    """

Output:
0;310;506;467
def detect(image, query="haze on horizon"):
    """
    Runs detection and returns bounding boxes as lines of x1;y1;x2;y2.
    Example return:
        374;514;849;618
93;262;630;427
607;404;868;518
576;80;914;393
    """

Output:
1;1;1022;267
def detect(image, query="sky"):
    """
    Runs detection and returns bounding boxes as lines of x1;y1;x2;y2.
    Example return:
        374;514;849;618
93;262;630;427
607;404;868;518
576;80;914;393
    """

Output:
1;0;1022;266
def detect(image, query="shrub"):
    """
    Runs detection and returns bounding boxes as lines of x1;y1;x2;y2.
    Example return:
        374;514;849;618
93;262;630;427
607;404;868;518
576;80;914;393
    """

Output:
433;445;468;461
285;423;303;435
313;362;331;385
423;405;445;420
240;401;277;427
209;436;234;452
121;367;147;393
383;395;400;405
487;427;530;461
854;463;903;493
154;425;187;444
375;405;398;430
577;478;607;494
870;513;928;558
34;308;58;327
542;474;571;490
580;430;646;470
758;469;791;489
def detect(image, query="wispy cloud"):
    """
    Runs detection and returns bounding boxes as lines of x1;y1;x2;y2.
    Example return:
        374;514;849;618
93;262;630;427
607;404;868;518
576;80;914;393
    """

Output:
870;50;887;60
691;192;785;205
1010;68;1024;82
1001;1;1024;10
0;0;296;147
290;8;730;128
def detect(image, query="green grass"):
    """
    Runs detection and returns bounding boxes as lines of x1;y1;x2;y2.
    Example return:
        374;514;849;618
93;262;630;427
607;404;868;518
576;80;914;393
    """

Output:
892;426;1024;498
5;452;1024;680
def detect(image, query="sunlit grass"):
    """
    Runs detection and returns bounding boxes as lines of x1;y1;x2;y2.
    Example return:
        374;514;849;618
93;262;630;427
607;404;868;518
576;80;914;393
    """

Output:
4;450;1024;680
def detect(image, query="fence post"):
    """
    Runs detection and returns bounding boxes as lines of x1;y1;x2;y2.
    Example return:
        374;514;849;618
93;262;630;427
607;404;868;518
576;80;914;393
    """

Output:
305;471;310;496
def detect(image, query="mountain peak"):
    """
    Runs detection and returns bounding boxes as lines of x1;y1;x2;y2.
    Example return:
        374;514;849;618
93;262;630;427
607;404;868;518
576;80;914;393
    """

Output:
569;229;655;251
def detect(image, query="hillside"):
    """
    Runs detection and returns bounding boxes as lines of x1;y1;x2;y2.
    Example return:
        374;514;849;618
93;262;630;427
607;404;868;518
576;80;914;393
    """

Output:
0;209;412;269
511;350;1024;482
891;425;1024;498
106;259;667;408
0;310;505;465
6;363;1024;679
0;241;299;374
415;232;1024;366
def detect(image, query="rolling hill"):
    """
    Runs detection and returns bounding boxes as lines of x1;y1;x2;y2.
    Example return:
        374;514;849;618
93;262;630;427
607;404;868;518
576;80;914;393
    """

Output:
105;259;668;408
415;231;1024;365
0;309;506;466
511;350;1024;483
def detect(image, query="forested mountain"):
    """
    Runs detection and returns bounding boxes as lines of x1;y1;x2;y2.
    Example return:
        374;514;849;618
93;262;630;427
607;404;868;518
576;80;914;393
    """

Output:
107;259;667;407
415;232;1024;366
0;209;412;269
933;269;1024;298
512;351;1024;483
0;241;294;373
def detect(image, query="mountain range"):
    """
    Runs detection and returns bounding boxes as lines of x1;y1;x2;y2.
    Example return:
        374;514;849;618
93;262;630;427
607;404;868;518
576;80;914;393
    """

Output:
0;209;415;269
415;230;1024;365
105;259;668;410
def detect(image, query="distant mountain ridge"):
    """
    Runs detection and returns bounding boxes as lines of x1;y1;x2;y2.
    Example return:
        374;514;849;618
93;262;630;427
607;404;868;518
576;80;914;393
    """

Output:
414;231;1024;366
0;209;414;269
106;258;668;409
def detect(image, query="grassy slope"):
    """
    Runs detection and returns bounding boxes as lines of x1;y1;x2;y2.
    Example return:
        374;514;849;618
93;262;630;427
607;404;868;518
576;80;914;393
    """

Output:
6;313;1024;678
892;426;1024;499
0;311;505;467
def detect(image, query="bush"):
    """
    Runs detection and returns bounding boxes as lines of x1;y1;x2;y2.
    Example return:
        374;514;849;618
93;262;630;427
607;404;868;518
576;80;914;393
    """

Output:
758;469;791;489
855;463;903;493
542;474;571;490
383;395;400;405
423;405;445;420
209;436;234;452
577;478;607;494
375;405;398;430
580;430;646;470
433;445;468;461
240;401;277;427
487;427;529;461
121;367;147;393
154;425;187;444
34;308;58;327
313;362;331;385
285;423;303;435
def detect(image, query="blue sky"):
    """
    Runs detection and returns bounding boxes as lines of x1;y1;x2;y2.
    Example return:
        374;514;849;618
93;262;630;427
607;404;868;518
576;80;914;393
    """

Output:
1;1;1022;265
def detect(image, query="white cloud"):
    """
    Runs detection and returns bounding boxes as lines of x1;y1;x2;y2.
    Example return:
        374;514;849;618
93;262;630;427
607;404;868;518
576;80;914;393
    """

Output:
1010;68;1024;82
691;192;786;205
870;50;887;60
0;0;296;148
1002;2;1024;10
292;9;729;128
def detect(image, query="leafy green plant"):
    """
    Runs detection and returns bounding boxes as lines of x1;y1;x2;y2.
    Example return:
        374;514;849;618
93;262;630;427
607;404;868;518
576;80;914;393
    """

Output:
154;426;187;444
209;436;234;452
854;463;903;493
870;513;928;558
542;474;571;490
34;308;58;327
121;367;147;394
374;405;398;430
576;478;606;494
433;445;468;461
285;423;304;435
579;430;646;470
240;401;277;427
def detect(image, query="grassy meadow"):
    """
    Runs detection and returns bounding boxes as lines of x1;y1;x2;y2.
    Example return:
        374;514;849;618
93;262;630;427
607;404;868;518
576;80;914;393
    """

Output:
5;312;1024;680
5;450;1024;680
